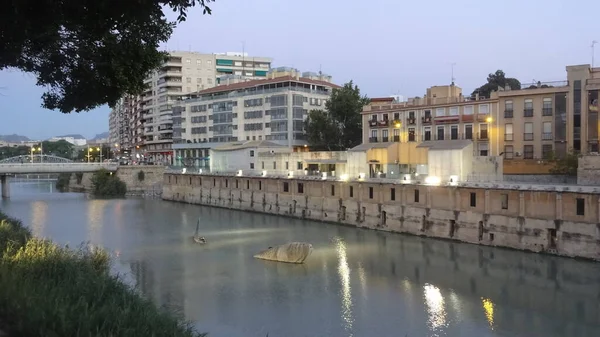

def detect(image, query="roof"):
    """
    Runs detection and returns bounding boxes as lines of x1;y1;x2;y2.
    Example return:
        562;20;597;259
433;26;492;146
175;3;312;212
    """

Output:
212;140;284;151
370;97;395;103
416;140;472;150
196;75;341;95
349;142;397;152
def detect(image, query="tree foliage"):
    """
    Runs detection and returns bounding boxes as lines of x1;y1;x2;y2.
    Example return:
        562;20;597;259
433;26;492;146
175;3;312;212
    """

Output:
305;81;369;151
471;70;521;98
1;0;214;113
90;169;126;197
548;150;580;176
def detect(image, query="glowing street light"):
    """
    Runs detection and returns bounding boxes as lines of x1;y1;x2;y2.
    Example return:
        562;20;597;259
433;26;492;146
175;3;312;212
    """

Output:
486;117;493;123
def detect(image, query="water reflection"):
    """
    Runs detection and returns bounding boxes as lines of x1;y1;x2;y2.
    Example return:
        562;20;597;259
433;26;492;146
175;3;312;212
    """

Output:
2;189;600;337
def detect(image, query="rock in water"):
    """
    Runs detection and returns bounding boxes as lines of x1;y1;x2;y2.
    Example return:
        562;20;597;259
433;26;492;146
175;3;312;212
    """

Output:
253;242;313;264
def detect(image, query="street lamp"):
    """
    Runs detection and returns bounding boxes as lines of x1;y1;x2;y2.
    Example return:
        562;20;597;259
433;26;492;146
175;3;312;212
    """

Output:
30;145;42;163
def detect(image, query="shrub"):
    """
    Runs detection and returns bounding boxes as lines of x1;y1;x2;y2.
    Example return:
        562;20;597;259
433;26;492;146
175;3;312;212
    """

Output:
55;173;71;192
0;211;206;337
90;169;127;197
138;170;145;182
75;172;84;184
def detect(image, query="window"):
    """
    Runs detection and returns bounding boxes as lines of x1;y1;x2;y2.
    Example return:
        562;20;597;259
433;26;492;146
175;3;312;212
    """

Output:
414;189;420;203
435;108;446;117
186;77;192;83
505;124;513;141
504;145;514;159
349;186;354;198
393;112;400;120
465;125;473;140
250;150;255;157
283;182;289;192
196;59;202;65
449;107;459;116
391;188;396;201
273;162;276;169
524;99;534;117
235;180;239;189
576;198;585;216
524;122;533;140
370;130;378;142
463;106;474;115
437;126;445;140
225;179;228;188
543;98;553;116
542;122;552;140
185;59;191;64
250;163;255;169
470;192;477;207
450;125;458;140
369;187;374;199
298;183;304;194
478;104;489;114
408;128;416;141
297;162;303;170
424;127;432;141
478;143;489;156
479;124;488;140
524;145;534;159
501;194;508;210
542;144;553;159
259;181;262;190
213;178;216;187
331;185;335;196
247;180;250;189
382;129;389;142
505;100;514;113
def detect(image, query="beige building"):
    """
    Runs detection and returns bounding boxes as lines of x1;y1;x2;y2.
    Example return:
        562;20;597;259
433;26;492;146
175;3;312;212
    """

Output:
171;67;338;168
109;51;272;164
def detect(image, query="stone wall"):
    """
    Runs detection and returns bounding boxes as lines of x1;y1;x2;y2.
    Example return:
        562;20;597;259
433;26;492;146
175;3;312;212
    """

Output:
504;174;576;184
162;173;600;261
578;155;600;185
69;166;165;197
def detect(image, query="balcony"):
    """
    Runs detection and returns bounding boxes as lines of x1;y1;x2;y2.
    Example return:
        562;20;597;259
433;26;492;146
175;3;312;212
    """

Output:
369;137;378;143
407;117;416;125
393;135;400;142
524;109;534;117
542;108;553;116
505;133;514;141
422;116;432;124
504;110;513;118
478;131;489;140
382;136;389;142
524;133;534;141
542;132;553;140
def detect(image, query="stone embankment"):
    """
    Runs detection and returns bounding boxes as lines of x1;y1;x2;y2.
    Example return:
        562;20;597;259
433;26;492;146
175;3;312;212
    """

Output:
69;166;164;197
162;173;600;261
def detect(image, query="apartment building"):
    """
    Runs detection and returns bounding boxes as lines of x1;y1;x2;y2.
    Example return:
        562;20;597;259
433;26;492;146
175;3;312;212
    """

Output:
107;51;273;164
171;67;338;168
360;64;600;177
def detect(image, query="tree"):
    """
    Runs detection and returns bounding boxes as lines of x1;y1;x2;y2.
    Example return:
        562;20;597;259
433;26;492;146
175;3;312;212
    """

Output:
305;81;369;151
1;0;214;113
41;140;75;158
90;169;127;197
548;150;580;176
471;70;521;98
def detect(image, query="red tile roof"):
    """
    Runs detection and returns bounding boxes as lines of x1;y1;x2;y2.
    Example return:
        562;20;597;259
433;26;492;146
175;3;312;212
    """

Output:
197;75;340;95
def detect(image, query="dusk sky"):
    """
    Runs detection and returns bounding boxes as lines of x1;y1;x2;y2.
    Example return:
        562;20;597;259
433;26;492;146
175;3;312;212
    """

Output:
0;0;598;140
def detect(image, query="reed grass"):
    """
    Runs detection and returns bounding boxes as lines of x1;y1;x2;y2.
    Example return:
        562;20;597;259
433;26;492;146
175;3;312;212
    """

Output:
0;211;206;337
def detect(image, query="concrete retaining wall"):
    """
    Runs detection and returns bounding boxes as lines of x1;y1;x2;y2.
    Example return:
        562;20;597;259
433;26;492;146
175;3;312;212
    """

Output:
162;173;600;261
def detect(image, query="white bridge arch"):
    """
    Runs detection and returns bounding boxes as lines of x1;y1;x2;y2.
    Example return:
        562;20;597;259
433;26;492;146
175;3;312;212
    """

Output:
0;154;74;164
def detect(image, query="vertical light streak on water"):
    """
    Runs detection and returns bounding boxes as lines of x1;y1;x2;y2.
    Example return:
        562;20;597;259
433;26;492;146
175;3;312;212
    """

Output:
30;200;48;237
335;237;354;337
423;283;448;336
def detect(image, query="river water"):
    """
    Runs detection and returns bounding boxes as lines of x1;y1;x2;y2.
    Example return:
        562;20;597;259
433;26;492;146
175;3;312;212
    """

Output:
1;182;600;337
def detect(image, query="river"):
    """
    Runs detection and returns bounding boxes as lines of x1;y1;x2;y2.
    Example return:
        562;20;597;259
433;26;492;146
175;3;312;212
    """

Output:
1;182;600;337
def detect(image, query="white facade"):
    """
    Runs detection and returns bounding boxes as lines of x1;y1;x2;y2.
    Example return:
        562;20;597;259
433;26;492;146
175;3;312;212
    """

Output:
209;141;290;173
49;136;87;146
172;68;337;167
421;141;474;183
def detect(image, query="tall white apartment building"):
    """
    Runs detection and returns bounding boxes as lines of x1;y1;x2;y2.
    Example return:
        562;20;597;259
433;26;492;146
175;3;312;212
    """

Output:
108;51;272;164
171;67;338;168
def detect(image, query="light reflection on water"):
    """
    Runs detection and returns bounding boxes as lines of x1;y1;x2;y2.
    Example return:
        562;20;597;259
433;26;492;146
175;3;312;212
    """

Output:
2;182;600;337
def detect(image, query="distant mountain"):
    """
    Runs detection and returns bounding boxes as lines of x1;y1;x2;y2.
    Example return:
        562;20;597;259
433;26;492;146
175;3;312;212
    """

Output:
91;132;109;140
0;134;30;142
55;134;86;140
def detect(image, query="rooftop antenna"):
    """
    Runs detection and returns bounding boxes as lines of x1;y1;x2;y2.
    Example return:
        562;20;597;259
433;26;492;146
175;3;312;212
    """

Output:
592;40;598;68
451;62;456;85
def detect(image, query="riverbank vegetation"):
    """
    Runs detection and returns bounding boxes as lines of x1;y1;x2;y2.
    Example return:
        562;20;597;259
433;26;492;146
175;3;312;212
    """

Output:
55;173;71;192
91;169;127;197
0;211;206;336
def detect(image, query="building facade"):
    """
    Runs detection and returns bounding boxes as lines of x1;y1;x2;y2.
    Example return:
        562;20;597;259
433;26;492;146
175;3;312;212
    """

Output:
171;67;338;167
108;51;273;164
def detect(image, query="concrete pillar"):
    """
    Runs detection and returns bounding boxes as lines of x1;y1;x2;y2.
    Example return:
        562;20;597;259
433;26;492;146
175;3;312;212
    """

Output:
1;175;9;199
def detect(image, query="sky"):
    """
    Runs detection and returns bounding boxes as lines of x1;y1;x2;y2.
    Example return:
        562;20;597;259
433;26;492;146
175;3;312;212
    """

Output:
0;0;599;140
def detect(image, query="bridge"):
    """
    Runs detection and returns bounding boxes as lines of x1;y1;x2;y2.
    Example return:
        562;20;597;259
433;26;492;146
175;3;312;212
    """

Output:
0;155;118;199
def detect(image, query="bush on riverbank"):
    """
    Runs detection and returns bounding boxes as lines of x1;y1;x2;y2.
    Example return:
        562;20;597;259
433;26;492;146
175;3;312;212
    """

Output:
91;169;127;197
55;173;71;192
0;211;206;337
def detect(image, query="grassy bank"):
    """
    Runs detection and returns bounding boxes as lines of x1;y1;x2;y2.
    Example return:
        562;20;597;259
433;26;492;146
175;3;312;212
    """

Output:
0;211;206;337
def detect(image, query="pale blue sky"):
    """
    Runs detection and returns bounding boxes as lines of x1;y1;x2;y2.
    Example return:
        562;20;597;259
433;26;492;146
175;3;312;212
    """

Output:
0;0;598;140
